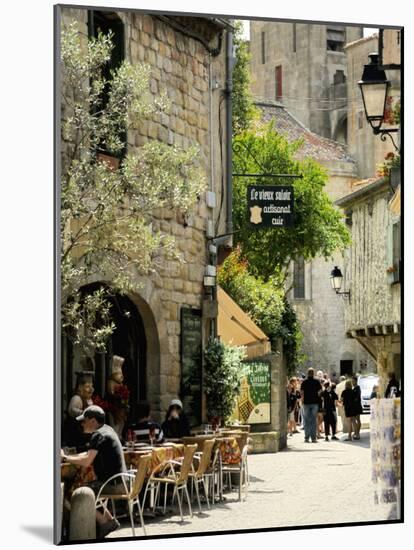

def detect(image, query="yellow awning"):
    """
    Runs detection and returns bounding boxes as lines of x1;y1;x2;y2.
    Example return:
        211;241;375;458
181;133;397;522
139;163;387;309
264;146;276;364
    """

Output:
217;286;271;359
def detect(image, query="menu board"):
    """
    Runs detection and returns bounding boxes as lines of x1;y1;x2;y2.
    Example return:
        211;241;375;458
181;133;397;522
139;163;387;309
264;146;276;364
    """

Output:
180;308;202;426
230;361;271;425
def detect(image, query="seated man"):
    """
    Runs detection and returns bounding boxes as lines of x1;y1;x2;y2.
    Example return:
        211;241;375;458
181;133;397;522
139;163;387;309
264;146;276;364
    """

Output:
61;405;126;539
130;401;164;443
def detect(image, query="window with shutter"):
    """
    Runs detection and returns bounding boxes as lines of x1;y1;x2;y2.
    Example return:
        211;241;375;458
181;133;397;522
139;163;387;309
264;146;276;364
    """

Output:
293;257;305;299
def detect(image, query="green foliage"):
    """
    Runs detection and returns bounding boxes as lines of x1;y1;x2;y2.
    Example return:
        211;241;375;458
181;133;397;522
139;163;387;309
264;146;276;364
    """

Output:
232;22;259;135
377;151;400;179
218;248;284;339
61;23;206;353
274;298;306;375
232;121;351;280
218;250;305;373
204;338;246;421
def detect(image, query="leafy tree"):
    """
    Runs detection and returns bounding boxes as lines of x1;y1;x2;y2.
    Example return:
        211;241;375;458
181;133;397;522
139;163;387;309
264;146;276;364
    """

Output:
203;338;246;421
273;298;306;375
61;23;206;353
218;247;284;341
232;21;259;135
232;121;351;280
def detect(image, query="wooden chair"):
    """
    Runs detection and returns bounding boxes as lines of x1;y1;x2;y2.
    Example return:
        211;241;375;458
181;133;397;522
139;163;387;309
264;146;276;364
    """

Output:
148;444;197;522
188;439;216;512
95;454;152;536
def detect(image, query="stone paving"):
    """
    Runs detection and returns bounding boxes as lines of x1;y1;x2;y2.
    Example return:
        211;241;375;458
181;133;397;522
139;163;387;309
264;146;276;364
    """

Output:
109;427;398;539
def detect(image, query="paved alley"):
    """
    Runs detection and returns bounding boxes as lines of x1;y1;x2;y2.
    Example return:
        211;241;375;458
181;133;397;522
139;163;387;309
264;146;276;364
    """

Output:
109;428;397;539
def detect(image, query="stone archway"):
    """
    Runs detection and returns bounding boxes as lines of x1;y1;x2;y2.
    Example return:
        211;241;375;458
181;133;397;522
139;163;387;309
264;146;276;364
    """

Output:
62;280;165;422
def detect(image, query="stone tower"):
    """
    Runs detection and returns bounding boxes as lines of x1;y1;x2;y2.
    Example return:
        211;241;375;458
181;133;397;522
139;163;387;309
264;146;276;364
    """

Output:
249;21;363;141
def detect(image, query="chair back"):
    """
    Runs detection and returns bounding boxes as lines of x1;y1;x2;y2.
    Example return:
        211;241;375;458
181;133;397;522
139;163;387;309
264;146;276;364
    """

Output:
194;439;216;477
129;454;152;499
182;435;213;452
177;444;197;484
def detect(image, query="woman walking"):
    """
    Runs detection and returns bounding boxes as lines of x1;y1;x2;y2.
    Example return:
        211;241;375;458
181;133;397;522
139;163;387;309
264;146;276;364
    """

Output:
340;380;357;441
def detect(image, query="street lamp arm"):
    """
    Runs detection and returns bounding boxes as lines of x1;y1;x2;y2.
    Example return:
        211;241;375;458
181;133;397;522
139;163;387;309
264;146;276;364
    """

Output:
374;129;400;152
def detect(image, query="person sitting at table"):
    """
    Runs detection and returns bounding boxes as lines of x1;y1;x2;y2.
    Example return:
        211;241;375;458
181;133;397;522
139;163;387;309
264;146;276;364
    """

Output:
61;405;126;539
130;401;164;443
62;371;95;449
161;398;191;439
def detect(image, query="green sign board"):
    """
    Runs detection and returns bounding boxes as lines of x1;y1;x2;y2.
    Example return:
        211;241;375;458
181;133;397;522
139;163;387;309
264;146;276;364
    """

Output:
230;361;271;425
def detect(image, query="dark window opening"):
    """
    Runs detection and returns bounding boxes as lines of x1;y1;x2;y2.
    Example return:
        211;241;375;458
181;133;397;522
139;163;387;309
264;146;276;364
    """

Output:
340;360;353;377
293;23;297;52
88;10;126;159
293;257;305;299
261;31;266;64
327;27;345;52
358;111;364;129
275;65;283;102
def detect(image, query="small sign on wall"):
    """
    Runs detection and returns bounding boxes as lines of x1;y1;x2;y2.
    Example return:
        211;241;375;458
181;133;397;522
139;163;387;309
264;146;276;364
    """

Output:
247;185;294;227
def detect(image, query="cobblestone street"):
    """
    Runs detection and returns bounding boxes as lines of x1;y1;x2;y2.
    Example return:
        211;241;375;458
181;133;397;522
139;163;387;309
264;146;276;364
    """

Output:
109;427;398;539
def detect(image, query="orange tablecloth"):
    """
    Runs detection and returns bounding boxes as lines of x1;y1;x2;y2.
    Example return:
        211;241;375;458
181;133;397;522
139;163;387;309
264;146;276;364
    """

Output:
61;463;96;499
217;437;241;465
123;444;185;473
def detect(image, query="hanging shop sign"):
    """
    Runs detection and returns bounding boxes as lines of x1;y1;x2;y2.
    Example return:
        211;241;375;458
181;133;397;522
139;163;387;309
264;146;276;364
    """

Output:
230;361;271;425
180;307;202;427
247;185;294;227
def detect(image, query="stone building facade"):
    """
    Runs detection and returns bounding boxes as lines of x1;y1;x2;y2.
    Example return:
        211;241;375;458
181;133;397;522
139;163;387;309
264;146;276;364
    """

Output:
259;102;374;376
249;21;362;140
345;34;399;178
336;178;401;392
60;7;233;425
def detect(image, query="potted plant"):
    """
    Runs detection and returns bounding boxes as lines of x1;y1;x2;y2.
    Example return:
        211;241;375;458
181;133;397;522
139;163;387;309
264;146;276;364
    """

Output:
204;338;246;428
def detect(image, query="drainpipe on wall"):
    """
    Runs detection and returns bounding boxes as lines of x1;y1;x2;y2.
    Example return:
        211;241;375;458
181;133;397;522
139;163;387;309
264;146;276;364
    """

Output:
225;29;234;238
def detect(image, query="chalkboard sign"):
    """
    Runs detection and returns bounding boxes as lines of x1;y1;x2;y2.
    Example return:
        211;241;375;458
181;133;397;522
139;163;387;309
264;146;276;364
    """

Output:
247;185;294;227
180;308;202;426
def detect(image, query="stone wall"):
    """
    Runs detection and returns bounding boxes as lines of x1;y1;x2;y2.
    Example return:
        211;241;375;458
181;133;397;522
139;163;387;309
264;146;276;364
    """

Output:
60;8;229;421
345;35;397;179
249;21;362;138
287;164;374;376
341;184;401;332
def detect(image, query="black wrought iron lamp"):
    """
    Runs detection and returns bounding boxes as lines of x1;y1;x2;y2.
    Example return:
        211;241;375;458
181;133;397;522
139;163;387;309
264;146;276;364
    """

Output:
358;53;399;151
330;266;350;302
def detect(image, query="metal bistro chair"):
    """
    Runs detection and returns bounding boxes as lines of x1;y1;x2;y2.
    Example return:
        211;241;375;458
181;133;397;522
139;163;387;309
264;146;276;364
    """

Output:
148;444;197;522
188;439;216;512
221;444;249;501
95;454;152;536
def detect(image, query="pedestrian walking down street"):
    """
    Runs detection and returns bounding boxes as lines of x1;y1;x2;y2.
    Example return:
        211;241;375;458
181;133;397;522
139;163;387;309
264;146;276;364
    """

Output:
287;378;301;436
300;368;322;443
351;375;363;440
340;380;359;441
321;381;339;441
385;372;401;398
336;375;348;434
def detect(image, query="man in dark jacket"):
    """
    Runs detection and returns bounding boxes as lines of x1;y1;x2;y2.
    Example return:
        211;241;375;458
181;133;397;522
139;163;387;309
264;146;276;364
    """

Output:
300;368;322;443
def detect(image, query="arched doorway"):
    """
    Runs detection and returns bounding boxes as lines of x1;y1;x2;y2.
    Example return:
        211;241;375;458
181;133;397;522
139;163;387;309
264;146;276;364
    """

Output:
62;283;147;422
